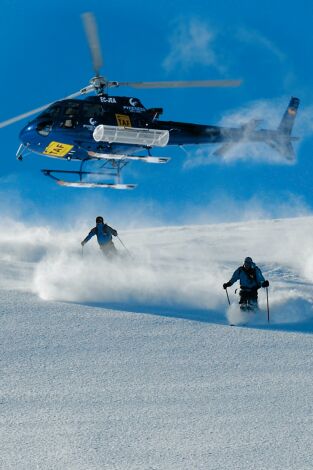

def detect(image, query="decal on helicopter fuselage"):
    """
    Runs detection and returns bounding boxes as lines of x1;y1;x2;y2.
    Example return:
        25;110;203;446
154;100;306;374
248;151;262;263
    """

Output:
115;114;132;127
100;96;117;104
123;106;145;113
43;141;74;157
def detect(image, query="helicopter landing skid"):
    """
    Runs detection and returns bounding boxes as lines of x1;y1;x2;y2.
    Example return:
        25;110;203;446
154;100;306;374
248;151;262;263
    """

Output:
41;169;136;190
58;180;136;189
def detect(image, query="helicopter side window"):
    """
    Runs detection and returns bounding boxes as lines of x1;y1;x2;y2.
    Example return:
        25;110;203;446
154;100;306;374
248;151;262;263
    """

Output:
82;103;105;125
36;105;60;136
63;102;81;128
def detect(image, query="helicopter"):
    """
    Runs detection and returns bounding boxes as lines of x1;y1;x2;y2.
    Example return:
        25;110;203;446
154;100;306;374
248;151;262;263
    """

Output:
0;13;300;190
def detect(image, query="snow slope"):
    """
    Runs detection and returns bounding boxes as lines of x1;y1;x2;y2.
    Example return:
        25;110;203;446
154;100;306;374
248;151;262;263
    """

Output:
2;216;313;469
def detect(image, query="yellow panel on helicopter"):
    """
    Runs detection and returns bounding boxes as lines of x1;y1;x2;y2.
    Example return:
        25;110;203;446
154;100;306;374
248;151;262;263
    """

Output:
115;114;132;127
43;141;74;157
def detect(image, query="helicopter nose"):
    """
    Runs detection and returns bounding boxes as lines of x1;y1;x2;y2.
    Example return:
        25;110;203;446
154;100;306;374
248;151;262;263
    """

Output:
19;121;36;144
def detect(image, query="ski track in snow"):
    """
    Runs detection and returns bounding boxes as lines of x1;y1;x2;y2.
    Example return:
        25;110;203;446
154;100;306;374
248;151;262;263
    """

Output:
2;216;313;469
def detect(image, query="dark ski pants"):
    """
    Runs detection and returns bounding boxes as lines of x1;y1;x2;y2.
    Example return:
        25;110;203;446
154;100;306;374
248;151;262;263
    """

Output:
239;288;258;308
99;241;117;258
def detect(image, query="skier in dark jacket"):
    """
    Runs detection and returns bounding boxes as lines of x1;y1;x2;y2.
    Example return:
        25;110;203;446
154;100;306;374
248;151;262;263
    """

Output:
81;216;118;257
223;257;269;309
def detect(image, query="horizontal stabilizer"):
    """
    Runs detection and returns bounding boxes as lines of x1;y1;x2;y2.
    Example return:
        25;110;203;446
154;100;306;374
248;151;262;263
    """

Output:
88;151;170;164
268;141;295;161
213;142;239;157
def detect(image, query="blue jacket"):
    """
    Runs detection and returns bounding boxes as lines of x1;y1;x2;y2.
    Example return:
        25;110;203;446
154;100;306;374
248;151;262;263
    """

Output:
228;265;265;290
83;223;117;247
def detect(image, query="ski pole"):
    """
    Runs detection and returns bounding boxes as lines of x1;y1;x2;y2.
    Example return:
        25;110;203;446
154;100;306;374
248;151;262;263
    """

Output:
266;286;270;323
225;287;231;306
81;245;84;258
117;236;131;255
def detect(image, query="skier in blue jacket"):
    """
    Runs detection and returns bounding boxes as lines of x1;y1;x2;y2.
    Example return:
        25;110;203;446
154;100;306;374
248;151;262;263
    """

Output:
223;257;269;309
81;216;118;257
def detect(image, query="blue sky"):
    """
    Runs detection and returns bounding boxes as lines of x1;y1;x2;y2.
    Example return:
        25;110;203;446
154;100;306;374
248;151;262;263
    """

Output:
0;0;312;228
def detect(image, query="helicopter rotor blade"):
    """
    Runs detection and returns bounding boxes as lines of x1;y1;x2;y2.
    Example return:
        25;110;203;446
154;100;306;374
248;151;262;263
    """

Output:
81;12;103;77
0;90;85;129
108;79;242;89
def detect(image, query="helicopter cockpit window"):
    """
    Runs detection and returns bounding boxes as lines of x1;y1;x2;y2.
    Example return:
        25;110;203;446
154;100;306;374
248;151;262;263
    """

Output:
36;105;61;136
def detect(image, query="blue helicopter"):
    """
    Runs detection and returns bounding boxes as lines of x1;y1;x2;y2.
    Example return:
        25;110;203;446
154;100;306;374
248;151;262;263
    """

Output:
0;13;300;190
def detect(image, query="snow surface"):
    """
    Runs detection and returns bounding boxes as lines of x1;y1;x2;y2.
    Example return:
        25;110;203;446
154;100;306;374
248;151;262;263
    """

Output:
2;216;313;469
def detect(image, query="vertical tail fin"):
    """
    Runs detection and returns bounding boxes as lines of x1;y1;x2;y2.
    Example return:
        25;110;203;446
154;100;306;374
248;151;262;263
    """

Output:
267;97;300;160
278;96;300;135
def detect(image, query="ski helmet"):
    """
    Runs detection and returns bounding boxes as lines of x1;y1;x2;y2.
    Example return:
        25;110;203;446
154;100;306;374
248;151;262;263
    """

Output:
96;216;104;224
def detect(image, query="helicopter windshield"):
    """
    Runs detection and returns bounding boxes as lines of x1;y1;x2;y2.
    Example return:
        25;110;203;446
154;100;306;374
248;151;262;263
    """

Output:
36;105;61;136
37;105;60;120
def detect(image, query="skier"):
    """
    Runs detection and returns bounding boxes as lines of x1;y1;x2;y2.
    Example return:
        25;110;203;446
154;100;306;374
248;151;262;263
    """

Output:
223;257;269;310
81;216;118;258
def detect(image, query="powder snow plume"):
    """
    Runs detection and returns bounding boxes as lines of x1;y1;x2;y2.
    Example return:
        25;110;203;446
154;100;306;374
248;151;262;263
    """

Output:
1;216;313;328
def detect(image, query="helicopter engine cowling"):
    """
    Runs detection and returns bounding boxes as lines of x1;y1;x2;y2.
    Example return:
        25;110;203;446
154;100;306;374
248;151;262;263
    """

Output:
93;124;169;147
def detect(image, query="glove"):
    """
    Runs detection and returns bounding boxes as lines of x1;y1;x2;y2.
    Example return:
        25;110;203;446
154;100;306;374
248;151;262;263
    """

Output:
223;282;231;289
262;280;269;288
81;241;85;247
